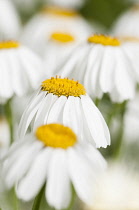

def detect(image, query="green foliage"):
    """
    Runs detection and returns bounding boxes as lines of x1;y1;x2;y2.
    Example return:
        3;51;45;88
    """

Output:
80;0;132;29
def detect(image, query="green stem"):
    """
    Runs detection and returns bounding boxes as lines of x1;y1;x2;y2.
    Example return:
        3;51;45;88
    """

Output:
4;99;14;144
14;188;19;210
66;186;76;210
32;186;45;210
111;101;127;159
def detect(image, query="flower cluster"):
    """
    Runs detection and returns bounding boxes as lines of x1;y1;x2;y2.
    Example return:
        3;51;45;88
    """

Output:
0;0;139;210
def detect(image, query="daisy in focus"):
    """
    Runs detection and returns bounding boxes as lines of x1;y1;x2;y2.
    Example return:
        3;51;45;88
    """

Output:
19;77;110;148
0;0;20;39
0;41;45;104
43;32;80;77
113;4;139;38
2;123;106;209
21;5;92;55
58;34;138;103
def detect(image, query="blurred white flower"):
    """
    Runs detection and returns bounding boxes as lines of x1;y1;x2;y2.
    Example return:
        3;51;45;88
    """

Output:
0;41;45;104
0;117;10;159
113;5;139;38
43;32;80;77
19;77;110;148
0;0;20;39
46;0;84;9
85;163;139;210
21;6;92;55
3;123;107;209
58;34;138;103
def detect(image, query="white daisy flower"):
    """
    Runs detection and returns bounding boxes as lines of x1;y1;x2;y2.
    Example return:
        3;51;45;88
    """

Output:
113;4;139;38
0;0;20;39
21;6;92;55
46;0;84;9
58;34;137;103
44;32;80;77
19;77;110;148
0;41;45;104
2;123;107;209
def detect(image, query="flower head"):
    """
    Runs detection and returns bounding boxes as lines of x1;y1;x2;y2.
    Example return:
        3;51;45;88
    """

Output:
0;40;45;104
19;76;110;148
58;34;137;103
21;6;92;55
2;123;106;209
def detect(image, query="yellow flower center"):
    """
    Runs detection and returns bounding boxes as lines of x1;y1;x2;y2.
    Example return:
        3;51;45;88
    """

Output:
42;6;77;17
41;77;86;97
88;34;121;46
50;32;75;43
0;41;20;49
36;124;77;149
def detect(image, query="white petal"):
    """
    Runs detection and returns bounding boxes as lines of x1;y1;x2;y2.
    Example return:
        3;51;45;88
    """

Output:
7;50;29;96
99;47;115;92
63;96;82;137
47;96;67;124
17;148;52;201
84;45;103;98
33;93;57;130
5;141;43;189
0;52;13;98
114;48;135;101
18;91;45;137
81;95;110;148
46;149;71;210
67;148;95;206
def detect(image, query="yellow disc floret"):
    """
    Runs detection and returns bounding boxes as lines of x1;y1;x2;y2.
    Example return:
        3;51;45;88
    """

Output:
0;41;20;49
42;6;77;17
36;124;77;149
88;34;121;46
50;32;75;43
41;77;86;97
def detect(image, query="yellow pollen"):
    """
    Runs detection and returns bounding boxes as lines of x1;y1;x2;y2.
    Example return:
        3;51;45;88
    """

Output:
36;124;77;149
42;6;77;17
50;32;75;43
0;41;20;49
41;77;86;97
88;34;121;46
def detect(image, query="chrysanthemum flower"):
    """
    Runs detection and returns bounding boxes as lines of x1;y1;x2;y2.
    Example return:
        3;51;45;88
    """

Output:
0;41;45;104
19;77;110;148
3;123;106;209
21;5;92;55
0;0;20;39
58;34;137;103
113;4;139;38
44;32;80;77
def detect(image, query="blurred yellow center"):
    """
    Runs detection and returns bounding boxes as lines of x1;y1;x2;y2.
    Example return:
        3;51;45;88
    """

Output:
42;6;77;17
0;41;20;49
50;32;75;43
36;124;77;149
41;77;86;97
88;34;121;46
